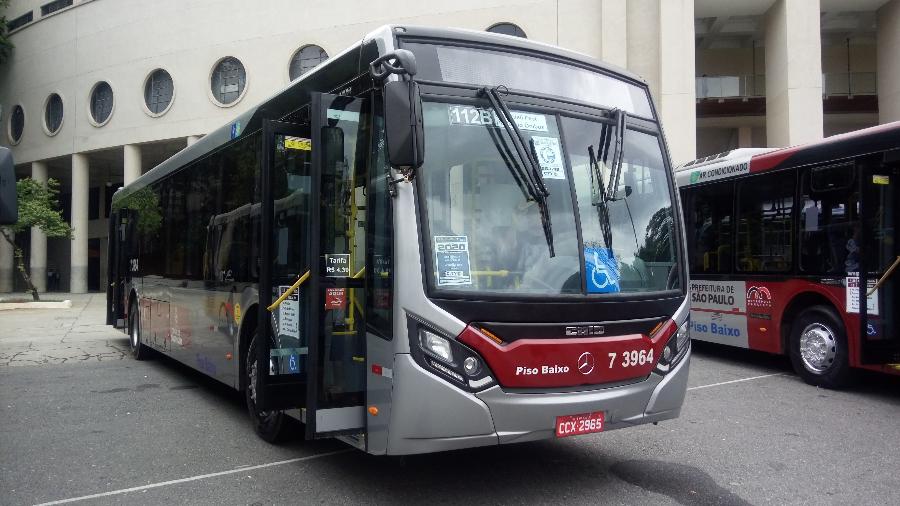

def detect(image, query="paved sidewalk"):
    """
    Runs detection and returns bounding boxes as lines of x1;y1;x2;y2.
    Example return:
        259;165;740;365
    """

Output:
0;293;129;366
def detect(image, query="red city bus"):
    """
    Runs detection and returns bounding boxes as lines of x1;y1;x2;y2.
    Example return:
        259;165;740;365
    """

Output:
677;122;900;388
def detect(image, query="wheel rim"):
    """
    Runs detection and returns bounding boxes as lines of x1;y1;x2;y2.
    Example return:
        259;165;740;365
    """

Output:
131;316;139;350
799;322;837;374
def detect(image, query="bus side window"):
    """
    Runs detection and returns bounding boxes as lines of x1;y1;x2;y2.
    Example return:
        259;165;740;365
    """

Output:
736;171;795;273
687;181;733;274
800;165;858;274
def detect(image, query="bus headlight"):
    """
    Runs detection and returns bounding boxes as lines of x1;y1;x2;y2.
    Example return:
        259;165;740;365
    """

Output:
419;329;454;364
408;315;496;391
654;318;690;375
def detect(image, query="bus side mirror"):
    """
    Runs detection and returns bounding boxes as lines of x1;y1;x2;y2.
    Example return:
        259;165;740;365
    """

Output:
0;147;17;226
383;80;424;170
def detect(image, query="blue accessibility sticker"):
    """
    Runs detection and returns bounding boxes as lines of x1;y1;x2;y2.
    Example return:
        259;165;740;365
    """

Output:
585;247;620;293
288;354;299;373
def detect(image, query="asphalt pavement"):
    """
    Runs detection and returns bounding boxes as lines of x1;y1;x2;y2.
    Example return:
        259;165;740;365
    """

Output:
1;294;899;505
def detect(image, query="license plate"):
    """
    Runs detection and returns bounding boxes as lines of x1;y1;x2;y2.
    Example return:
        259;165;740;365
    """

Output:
555;411;604;438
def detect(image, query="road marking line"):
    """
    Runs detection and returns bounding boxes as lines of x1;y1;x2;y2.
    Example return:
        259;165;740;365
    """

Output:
34;449;351;506
687;373;786;391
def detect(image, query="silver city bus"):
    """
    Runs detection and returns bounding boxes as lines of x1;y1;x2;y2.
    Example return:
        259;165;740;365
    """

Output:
107;25;691;455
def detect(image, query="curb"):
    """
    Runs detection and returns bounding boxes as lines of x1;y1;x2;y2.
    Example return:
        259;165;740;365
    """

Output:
0;300;73;310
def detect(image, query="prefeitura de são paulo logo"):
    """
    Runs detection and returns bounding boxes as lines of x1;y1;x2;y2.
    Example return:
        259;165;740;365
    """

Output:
746;286;773;309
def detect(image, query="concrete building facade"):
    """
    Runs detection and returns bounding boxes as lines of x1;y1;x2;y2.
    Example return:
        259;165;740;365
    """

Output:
0;0;898;293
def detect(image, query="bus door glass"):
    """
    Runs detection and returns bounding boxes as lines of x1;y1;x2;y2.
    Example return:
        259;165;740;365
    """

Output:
257;119;315;411
107;207;135;325
306;93;368;437
860;161;900;364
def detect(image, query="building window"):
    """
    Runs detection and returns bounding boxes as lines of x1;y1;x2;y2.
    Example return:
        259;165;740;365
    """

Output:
41;0;73;16
90;81;114;125
9;105;25;144
7;11;34;31
144;69;174;115
486;22;527;38
289;45;329;80
44;93;63;135
210;57;246;105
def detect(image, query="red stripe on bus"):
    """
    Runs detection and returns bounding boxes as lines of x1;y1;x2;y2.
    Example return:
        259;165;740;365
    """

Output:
456;322;677;388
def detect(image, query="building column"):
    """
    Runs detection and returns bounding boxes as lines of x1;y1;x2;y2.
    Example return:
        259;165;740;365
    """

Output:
877;0;900;123
186;135;200;147
600;0;627;68
626;0;695;164
123;144;141;185
765;0;823;147
738;126;753;148
30;162;48;292
0;231;12;293
71;153;89;294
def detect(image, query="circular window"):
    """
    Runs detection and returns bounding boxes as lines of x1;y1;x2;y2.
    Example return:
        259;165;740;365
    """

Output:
210;57;247;106
487;22;527;38
89;81;114;126
144;69;174;116
289;45;329;80
44;93;64;135
8;105;25;144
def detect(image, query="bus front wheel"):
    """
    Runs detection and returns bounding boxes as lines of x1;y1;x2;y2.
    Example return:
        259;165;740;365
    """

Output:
789;305;853;389
129;300;151;361
245;333;287;443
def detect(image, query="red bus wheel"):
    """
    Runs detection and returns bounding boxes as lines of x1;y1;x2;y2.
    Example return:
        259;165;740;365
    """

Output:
789;305;853;389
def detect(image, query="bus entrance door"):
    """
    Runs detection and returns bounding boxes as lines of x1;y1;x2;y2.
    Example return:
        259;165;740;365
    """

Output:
256;119;316;413
304;93;368;438
106;207;134;327
860;162;900;365
257;93;368;439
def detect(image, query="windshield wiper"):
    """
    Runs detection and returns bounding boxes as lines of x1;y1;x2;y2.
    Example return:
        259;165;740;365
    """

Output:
604;109;626;201
587;108;627;251
480;86;555;257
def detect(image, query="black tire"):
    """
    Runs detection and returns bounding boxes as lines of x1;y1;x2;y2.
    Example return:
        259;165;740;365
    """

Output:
245;332;287;443
789;305;853;389
129;300;151;361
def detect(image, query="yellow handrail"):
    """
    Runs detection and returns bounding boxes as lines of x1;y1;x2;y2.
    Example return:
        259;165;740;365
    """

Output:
352;266;366;279
267;270;310;312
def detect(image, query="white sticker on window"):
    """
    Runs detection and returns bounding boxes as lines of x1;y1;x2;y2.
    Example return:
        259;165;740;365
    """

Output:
532;136;565;179
434;236;472;286
446;105;548;132
278;286;301;338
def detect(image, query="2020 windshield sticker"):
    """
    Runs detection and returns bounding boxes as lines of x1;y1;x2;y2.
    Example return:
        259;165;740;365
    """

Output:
532;136;566;179
585;247;620;293
434;235;472;286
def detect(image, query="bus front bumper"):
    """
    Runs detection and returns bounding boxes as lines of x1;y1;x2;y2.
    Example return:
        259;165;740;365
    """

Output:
385;348;690;454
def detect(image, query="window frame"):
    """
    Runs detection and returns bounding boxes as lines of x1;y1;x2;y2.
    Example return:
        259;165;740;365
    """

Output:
208;56;249;107
143;68;176;118
88;81;115;127
43;92;64;136
734;168;798;274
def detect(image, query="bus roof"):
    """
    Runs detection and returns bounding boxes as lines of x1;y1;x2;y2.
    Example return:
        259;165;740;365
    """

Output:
116;25;650;201
676;121;900;188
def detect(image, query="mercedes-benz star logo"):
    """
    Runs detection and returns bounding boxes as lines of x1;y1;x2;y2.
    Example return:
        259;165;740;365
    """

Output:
577;352;595;375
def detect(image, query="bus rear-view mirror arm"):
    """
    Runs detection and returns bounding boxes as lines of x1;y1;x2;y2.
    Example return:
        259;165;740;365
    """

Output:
370;50;425;177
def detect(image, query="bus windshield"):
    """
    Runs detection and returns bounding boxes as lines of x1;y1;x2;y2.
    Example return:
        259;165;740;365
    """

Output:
419;100;678;296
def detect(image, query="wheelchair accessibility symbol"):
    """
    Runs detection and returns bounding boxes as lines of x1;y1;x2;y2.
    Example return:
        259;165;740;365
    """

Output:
585;247;620;294
288;354;299;373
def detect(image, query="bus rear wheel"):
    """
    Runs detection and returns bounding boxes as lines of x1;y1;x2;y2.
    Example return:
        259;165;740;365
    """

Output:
789;305;853;389
129;300;151;361
245;332;287;443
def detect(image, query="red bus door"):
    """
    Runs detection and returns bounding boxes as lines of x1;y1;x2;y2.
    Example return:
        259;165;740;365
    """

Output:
859;161;900;364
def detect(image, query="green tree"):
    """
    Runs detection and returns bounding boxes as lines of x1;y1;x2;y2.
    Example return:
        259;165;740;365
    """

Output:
0;0;14;65
0;178;72;300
